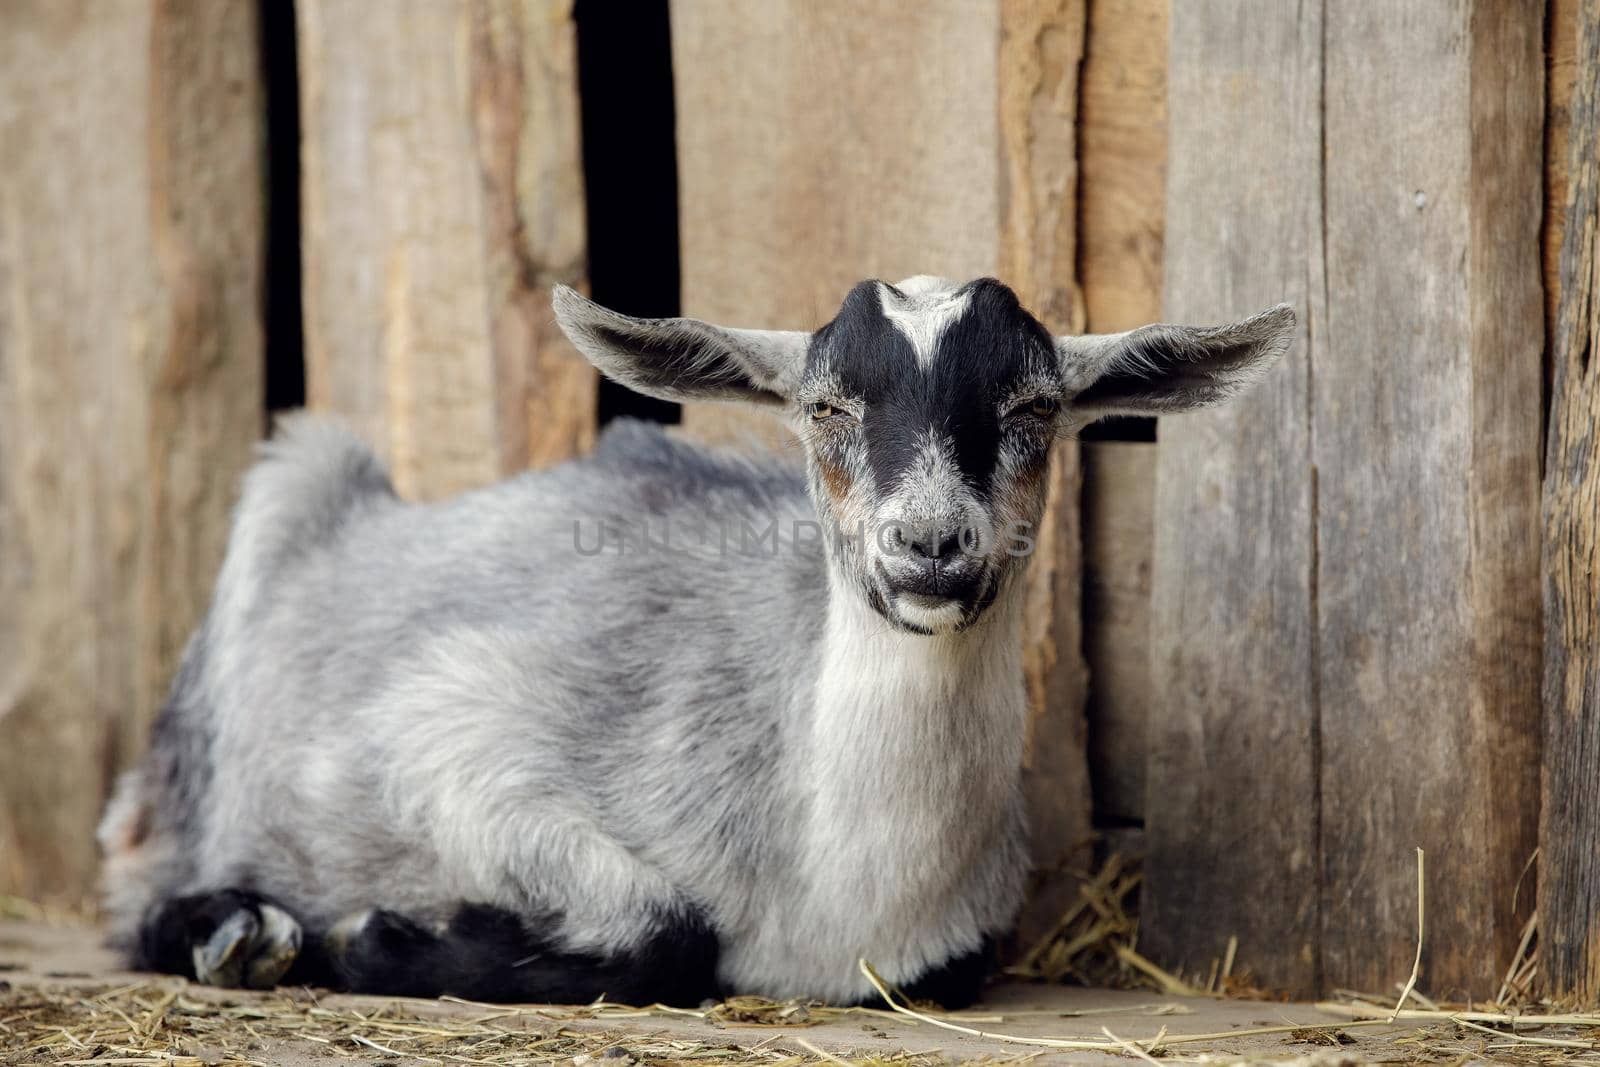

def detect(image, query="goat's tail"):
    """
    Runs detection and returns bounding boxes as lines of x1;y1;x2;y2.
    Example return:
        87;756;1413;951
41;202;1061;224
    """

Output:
211;413;395;622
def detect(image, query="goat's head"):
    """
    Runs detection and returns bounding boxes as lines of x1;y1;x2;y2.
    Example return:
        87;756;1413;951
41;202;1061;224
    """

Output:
555;277;1294;635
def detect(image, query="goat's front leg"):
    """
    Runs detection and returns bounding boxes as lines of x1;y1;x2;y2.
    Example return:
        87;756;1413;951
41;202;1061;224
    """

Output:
322;899;719;1005
137;888;721;1005
137;889;306;990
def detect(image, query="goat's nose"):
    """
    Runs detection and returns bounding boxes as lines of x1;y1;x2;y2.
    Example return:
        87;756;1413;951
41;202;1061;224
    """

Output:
909;526;964;561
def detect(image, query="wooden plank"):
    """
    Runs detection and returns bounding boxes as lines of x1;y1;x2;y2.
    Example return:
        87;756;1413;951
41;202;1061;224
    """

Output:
1540;0;1600;1006
1002;0;1095;949
1079;0;1167;333
670;0;1006;449
1082;442;1155;824
1145;0;1322;994
0;0;264;904
671;0;1095;951
297;0;591;499
1544;0;1581;348
1316;2;1543;996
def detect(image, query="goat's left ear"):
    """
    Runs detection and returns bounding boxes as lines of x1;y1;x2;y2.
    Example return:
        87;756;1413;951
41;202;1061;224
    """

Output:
1056;303;1296;420
553;285;810;405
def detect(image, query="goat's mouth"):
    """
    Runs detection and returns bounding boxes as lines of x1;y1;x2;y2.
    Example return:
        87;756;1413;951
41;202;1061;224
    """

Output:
871;560;995;635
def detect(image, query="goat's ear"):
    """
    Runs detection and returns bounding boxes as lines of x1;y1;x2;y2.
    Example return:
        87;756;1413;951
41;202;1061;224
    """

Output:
552;285;810;405
1055;304;1296;420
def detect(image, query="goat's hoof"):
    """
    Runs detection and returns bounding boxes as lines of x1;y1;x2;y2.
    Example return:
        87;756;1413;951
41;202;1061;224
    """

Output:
193;902;301;989
323;908;440;991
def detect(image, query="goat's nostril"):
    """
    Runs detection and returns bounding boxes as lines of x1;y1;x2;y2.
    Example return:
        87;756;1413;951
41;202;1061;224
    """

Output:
909;528;963;561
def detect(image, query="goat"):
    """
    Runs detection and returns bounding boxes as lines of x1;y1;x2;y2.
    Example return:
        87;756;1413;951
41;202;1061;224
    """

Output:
99;275;1293;1007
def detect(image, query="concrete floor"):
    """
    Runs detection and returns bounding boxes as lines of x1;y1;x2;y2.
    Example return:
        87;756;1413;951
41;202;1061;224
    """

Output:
1;919;1415;1064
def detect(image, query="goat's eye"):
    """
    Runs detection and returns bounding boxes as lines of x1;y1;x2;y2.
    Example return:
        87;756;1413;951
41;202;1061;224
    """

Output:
1009;396;1060;421
808;402;836;420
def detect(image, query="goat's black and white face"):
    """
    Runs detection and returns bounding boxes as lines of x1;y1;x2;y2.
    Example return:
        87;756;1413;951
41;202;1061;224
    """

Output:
555;276;1294;635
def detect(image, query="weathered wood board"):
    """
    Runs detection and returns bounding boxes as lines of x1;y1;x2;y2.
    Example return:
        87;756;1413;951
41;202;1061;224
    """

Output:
1148;1;1544;998
297;0;592;499
1000;0;1095;951
1145;0;1323;995
1540;0;1600;1006
1079;0;1167;335
0;0;265;904
671;0;1095;949
1316;0;1543;998
1545;0;1582;347
671;1;1008;450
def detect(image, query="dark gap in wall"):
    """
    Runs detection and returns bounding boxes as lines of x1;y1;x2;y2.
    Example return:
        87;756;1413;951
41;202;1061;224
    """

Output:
574;0;681;426
259;0;305;416
1537;0;1560;472
1082;416;1156;442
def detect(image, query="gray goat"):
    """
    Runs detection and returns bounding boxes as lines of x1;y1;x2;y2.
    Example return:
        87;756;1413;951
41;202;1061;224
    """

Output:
99;275;1292;1007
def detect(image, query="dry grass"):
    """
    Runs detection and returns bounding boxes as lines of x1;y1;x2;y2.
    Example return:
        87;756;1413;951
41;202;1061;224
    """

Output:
7;849;1600;1064
0;980;963;1067
1004;854;1258;999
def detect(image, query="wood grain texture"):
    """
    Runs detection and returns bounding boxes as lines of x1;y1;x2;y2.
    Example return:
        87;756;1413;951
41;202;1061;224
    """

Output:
1079;0;1166;333
1149;0;1544;998
1545;0;1581;347
1146;0;1322;995
1082;442;1155;824
298;0;591;499
0;0;264;903
671;0;1007;449
1001;0;1096;953
671;0;1095;950
1317;1;1543;997
1540;0;1600;1006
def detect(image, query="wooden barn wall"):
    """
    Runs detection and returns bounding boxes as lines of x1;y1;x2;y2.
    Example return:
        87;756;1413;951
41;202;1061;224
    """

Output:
1541;0;1600;1007
297;0;593;501
0;0;266;905
669;0;1096;949
1147;0;1545;999
0;0;594;906
0;0;1587;1008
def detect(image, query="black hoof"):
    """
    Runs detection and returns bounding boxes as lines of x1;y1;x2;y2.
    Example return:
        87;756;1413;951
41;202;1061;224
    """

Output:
139;889;302;989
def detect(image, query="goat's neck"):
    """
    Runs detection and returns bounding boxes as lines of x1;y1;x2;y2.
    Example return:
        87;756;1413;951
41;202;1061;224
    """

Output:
797;574;1028;875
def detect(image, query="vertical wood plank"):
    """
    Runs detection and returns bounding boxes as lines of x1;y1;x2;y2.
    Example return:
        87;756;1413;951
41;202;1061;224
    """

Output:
1316;1;1543;996
672;0;1095;950
1150;0;1542;999
1544;0;1581;347
999;0;1095;950
0;0;264;903
1540;0;1600;1006
298;0;591;499
671;1;1005;450
1079;0;1167;334
1145;0;1322;994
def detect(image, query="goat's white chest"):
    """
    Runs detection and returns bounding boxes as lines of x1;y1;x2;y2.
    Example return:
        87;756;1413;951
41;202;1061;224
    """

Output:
720;590;1028;1001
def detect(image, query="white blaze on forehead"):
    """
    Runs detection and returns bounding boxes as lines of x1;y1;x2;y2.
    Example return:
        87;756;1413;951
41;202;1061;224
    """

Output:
878;277;972;368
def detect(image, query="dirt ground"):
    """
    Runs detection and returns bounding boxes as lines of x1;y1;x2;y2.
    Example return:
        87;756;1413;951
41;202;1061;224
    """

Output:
0;919;1431;1065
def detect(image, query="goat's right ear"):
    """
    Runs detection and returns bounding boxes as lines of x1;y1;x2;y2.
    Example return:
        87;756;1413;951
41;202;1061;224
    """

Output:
552;285;810;405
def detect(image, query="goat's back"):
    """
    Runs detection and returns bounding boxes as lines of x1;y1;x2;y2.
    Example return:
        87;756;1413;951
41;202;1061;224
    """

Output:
110;416;828;944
